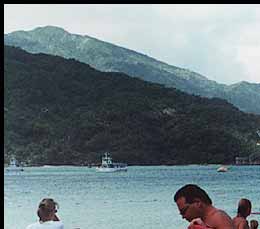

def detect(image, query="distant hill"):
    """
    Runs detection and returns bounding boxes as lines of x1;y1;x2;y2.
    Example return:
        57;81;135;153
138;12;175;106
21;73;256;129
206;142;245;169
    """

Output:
4;45;260;165
4;26;260;114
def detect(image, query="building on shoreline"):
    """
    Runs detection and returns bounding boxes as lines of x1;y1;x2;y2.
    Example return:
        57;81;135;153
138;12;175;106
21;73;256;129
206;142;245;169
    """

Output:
235;152;260;165
235;156;249;165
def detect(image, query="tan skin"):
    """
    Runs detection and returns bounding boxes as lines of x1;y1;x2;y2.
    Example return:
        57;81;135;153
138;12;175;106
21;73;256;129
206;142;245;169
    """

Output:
232;218;249;229
232;209;251;229
176;197;234;229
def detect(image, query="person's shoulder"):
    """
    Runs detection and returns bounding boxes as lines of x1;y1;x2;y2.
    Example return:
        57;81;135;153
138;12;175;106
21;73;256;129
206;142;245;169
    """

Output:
238;220;249;229
209;209;233;228
233;216;243;222
26;221;64;229
50;221;64;228
26;225;33;229
232;217;245;227
25;222;40;229
215;209;232;219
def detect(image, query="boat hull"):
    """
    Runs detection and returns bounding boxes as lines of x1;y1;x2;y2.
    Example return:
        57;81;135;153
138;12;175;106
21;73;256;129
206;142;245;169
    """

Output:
217;166;228;172
96;152;127;172
96;167;127;173
5;167;24;172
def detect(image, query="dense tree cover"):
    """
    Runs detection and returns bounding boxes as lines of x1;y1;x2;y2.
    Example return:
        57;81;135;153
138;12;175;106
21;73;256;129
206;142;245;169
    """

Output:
4;26;260;115
4;46;260;165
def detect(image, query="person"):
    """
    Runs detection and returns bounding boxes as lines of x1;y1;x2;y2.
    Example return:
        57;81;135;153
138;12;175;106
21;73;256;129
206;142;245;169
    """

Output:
174;184;234;229
250;220;259;229
26;198;64;229
232;198;252;229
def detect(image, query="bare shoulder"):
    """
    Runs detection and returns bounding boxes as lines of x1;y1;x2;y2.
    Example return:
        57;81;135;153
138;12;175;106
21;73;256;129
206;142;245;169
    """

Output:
232;216;249;229
211;209;231;219
238;220;249;229
207;209;234;229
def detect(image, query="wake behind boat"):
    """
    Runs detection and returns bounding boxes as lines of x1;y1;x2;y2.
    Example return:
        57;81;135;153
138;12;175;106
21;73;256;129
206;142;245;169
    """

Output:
96;152;127;172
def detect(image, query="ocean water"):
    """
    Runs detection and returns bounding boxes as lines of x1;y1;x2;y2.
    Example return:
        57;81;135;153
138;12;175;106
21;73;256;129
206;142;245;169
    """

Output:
4;165;260;229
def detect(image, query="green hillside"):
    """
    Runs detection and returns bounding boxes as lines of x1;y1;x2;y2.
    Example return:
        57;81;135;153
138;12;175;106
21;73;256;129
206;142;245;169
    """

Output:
4;26;260;114
4;46;260;165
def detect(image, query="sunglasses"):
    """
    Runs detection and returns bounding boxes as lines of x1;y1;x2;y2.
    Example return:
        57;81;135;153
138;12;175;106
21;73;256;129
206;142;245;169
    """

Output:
180;204;190;215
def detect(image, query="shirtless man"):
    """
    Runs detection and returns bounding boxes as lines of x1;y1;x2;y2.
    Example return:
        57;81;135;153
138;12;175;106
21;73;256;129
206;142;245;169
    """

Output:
232;198;251;229
174;184;234;229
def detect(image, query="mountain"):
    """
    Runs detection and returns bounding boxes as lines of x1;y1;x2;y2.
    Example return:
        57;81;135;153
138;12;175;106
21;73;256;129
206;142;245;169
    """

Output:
4;45;260;165
4;26;260;114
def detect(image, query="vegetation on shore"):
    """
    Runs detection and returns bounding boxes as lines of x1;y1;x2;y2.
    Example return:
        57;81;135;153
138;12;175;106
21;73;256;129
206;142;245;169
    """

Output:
4;26;260;115
4;46;260;166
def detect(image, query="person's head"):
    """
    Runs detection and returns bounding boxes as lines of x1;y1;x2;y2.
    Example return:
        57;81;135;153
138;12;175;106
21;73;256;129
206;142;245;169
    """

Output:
174;184;212;222
37;198;59;222
237;198;251;218
250;220;259;229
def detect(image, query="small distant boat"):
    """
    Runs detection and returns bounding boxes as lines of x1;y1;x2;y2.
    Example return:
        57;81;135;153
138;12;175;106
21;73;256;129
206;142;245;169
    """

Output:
5;157;24;172
217;166;228;172
96;152;127;172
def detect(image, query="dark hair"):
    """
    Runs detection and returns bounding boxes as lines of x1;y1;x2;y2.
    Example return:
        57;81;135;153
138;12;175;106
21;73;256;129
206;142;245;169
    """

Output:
37;198;59;220
237;198;251;218
250;220;259;229
174;184;212;205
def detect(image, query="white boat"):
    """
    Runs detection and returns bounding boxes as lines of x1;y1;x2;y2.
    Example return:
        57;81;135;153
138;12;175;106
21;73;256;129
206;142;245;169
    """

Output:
96;152;127;172
217;166;228;172
5;157;24;172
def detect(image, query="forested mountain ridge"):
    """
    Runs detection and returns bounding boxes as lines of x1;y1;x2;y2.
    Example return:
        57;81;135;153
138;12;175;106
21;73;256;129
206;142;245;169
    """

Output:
4;46;260;165
4;26;260;114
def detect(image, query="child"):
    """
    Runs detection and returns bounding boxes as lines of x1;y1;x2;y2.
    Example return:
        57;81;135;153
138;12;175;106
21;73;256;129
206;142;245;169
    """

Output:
250;220;259;229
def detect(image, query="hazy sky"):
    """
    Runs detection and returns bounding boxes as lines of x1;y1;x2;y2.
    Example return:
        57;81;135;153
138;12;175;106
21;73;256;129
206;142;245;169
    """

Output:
4;4;260;85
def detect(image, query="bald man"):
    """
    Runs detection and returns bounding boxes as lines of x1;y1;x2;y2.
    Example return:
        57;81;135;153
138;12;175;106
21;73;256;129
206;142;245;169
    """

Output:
232;198;252;229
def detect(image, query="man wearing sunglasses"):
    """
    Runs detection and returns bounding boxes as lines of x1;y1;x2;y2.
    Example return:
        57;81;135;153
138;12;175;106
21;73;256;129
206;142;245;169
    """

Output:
174;184;234;229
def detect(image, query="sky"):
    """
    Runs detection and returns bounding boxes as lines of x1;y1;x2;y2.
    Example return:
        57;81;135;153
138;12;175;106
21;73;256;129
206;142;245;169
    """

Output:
4;4;260;85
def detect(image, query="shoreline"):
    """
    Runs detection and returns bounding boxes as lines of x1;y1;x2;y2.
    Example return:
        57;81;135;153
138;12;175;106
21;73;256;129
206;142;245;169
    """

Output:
8;163;260;168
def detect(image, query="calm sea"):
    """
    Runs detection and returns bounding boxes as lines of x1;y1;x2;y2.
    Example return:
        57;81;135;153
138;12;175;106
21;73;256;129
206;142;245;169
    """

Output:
4;165;260;229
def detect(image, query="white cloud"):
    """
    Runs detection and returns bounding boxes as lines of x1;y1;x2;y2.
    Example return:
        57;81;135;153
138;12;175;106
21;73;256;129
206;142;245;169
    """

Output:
237;45;260;83
4;4;260;84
